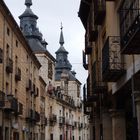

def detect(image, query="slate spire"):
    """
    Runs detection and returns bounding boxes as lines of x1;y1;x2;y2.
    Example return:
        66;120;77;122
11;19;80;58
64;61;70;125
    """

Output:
19;0;47;52
59;23;64;46
55;25;75;81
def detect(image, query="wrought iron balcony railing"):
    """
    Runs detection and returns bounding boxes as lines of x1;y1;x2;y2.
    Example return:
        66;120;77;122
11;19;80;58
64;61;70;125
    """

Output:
26;109;40;123
59;116;65;125
102;36;126;81
120;0;140;54
4;95;18;112
49;114;57;122
26;109;35;121
49;114;57;126
6;57;13;73
55;91;75;108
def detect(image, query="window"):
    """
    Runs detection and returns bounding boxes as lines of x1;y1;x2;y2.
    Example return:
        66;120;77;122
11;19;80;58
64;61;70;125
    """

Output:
6;44;9;57
6;83;9;95
73;136;74;140
16;40;18;47
7;27;10;36
50;134;53;140
60;135;62;140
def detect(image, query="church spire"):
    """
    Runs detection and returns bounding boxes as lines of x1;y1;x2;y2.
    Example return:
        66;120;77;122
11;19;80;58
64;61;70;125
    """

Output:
25;0;32;8
59;23;64;46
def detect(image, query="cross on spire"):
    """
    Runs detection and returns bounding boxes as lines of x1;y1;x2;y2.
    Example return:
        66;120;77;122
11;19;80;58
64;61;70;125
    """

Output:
59;23;64;46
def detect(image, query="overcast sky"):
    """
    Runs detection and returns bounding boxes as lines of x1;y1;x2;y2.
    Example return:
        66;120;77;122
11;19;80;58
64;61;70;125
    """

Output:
4;0;87;88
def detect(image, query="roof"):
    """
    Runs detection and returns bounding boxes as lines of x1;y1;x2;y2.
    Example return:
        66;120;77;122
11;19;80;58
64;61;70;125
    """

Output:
78;0;92;29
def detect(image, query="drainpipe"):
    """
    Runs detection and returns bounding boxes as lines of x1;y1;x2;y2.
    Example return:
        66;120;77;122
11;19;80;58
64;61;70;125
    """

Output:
131;55;138;140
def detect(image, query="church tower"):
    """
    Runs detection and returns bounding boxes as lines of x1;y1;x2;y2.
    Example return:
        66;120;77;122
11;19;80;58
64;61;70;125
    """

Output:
19;0;48;52
55;25;76;81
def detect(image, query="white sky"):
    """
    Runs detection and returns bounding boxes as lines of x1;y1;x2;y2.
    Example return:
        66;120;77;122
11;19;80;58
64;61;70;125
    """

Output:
4;0;87;88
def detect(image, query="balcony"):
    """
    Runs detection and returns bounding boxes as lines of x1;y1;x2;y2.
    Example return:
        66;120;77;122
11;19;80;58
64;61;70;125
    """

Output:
15;67;21;81
56;92;75;108
120;0;140;54
26;109;40;123
59;116;65;126
102;36;126;82
49;114;57;126
0;91;5;107
94;0;106;25
4;95;18;112
78;122;83;130
26;109;35;122
6;58;13;73
82;50;88;70
0;48;3;63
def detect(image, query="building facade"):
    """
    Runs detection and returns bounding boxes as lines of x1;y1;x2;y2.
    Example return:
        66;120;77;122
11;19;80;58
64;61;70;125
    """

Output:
0;0;89;140
0;1;42;140
79;0;140;140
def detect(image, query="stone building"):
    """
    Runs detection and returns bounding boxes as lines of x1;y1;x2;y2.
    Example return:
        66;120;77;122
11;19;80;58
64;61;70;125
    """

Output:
41;25;90;140
0;0;90;140
0;1;42;140
79;0;140;140
18;0;90;139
